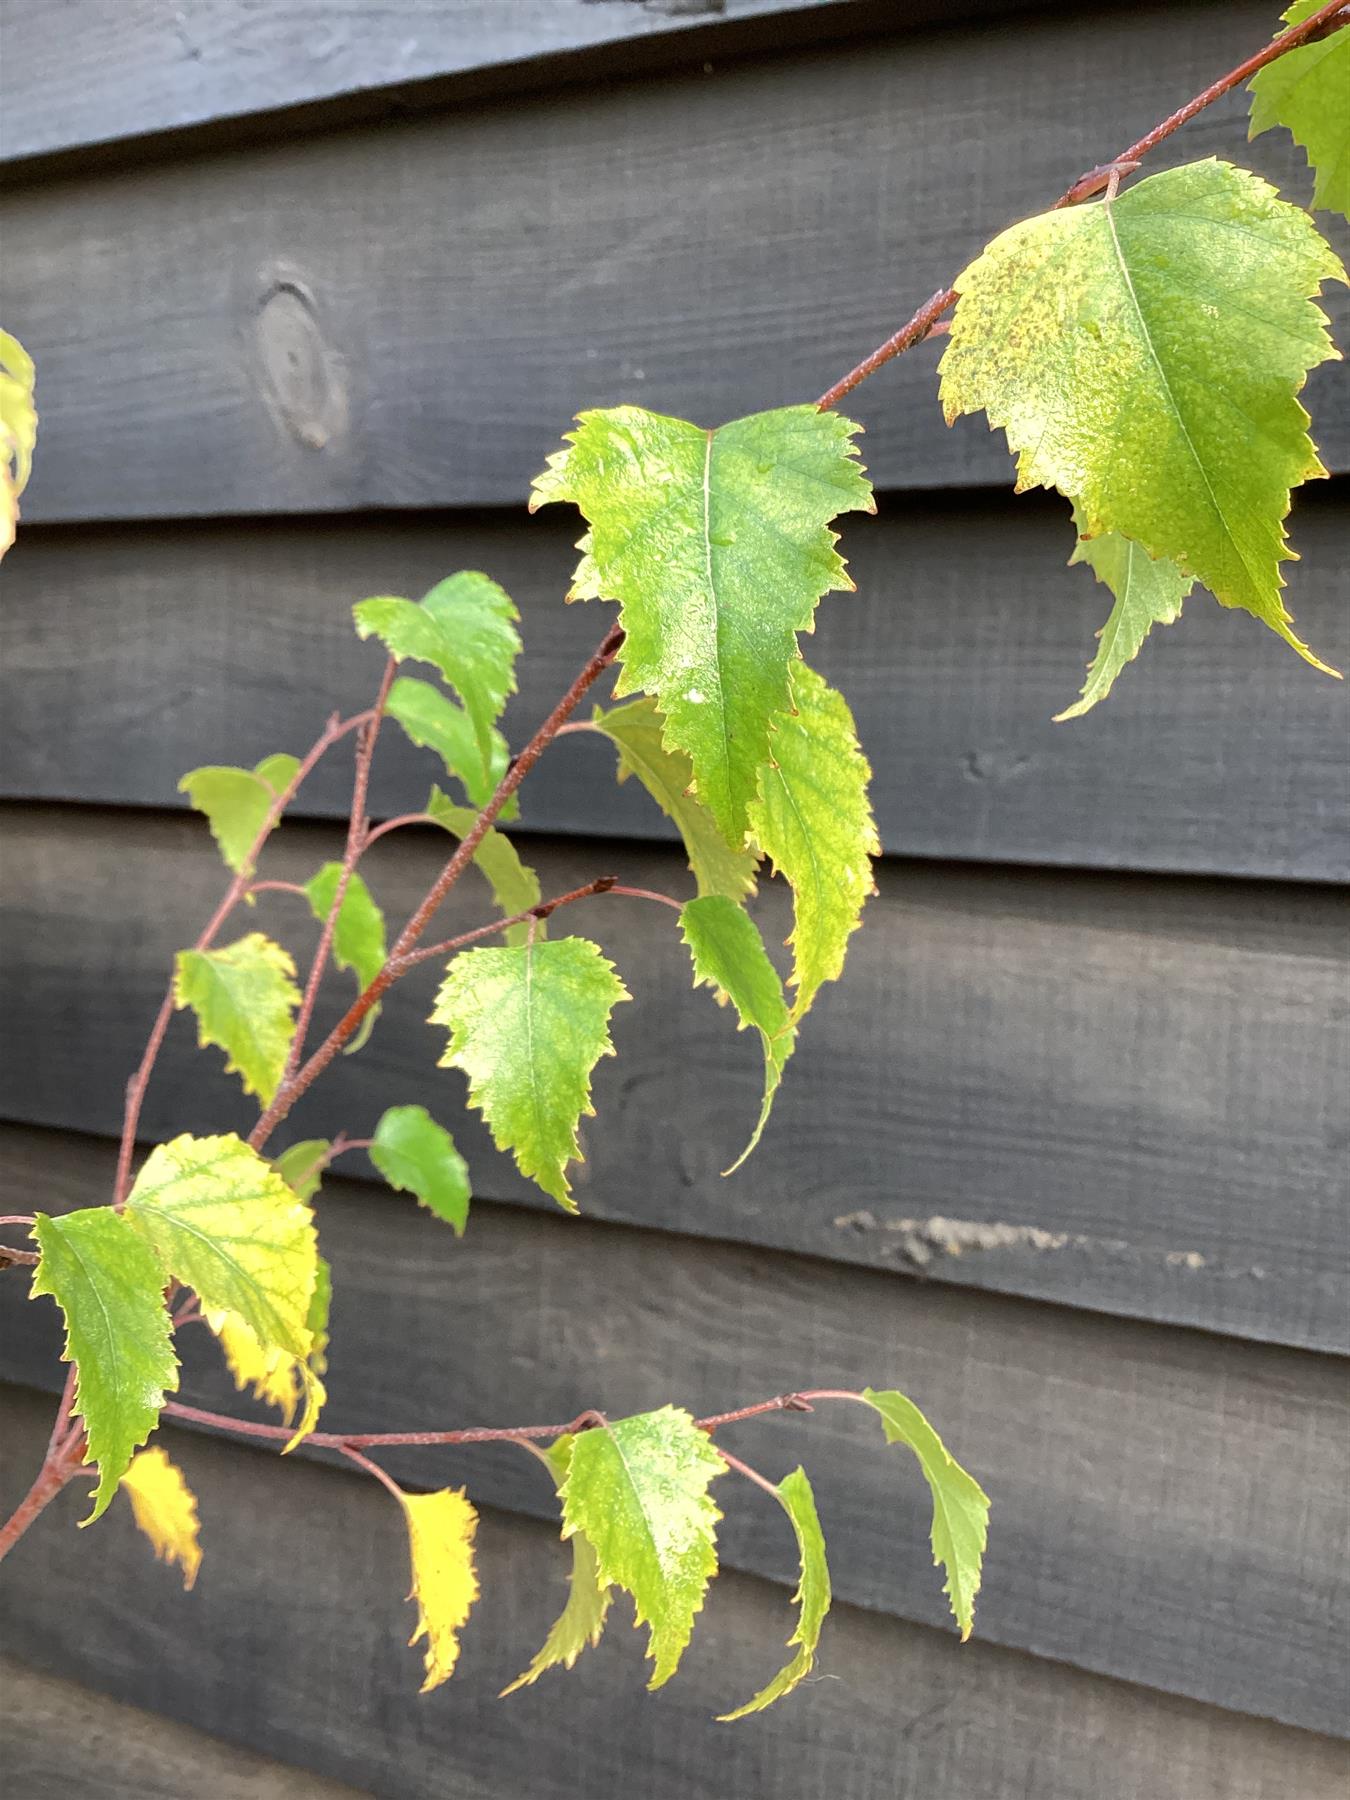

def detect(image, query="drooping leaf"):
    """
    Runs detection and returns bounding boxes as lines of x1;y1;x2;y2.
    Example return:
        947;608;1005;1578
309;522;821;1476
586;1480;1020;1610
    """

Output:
353;572;521;785
126;1134;320;1364
425;787;541;946
680;895;795;1173
502;1436;612;1694
369;1104;471;1234
939;158;1346;666
430;938;629;1211
178;754;301;878
399;1486;480;1693
531;403;874;842
718;1466;831;1719
272;1139;331;1203
385;674;516;817
1250;3;1350;220
592;697;759;902
1055;513;1195;719
559;1406;725;1689
746;661;877;1021
119;1446;203;1589
173;933;300;1105
861;1387;990;1641
29;1208;177;1523
0;329;36;562
205;1252;331;1438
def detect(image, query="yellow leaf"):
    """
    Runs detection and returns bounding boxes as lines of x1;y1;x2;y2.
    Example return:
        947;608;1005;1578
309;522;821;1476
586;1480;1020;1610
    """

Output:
205;1307;326;1450
400;1487;480;1692
119;1447;202;1590
0;329;37;564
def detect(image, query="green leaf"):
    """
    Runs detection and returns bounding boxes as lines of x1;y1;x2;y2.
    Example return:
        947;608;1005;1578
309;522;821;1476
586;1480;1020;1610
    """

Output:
718;1466;831;1719
1250;4;1350;220
559;1406;725;1689
353;572;521;785
179;754;301;877
430;937;630;1211
306;1255;333;1376
174;932;300;1105
29;1208;178;1523
592;697;759;902
680;895;795;1173
746;661;877;1021
531;403;873;842
368;1104;471;1234
502;1436;613;1694
861;1387;990;1641
1055;514;1195;720
126;1133;321;1363
272;1140;331;1203
303;864;387;990
939;158;1346;667
426;786;541;946
385;674;517;818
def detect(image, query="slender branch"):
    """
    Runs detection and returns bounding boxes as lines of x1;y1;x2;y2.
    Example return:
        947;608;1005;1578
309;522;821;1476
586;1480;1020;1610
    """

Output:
397;877;620;972
607;884;684;913
111;706;373;1209
247;880;309;900
363;811;433;848
816;0;1350;411
0;1245;39;1268
248;624;626;1152
0;1215;36;1228
0;1432;86;1563
715;1446;783;1503
339;1444;406;1504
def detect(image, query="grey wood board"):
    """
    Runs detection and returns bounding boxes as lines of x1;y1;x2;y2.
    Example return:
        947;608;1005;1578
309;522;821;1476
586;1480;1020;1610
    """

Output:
0;1655;373;1800
4;488;1349;880
4;6;1346;522
5;1131;1349;1727
0;1;1035;168
1;808;1346;1351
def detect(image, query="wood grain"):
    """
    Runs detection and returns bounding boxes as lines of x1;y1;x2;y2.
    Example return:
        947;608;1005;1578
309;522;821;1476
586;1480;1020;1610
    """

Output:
1;1656;371;1799
4;1386;1348;1788
1;809;1345;1352
4;6;1345;521
4;490;1348;880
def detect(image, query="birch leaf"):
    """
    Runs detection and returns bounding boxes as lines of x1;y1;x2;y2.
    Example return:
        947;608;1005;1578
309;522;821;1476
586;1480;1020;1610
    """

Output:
119;1447;203;1589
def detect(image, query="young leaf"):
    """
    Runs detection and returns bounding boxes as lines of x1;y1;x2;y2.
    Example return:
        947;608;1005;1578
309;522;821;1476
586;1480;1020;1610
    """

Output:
1;328;37;562
425;787;541;945
502;1436;612;1694
861;1387;990;1641
399;1486;480;1693
430;938;629;1211
303;864;387;992
29;1208;178;1523
718;1466;831;1719
385;674;516;817
272;1139;331;1203
680;895;796;1173
592;697;759;902
1055;516;1195;720
939;159;1346;666
746;661;877;1021
531;403;874;842
369;1104;471;1234
559;1406;725;1689
126;1134;320;1363
119;1446;203;1589
353;572;521;784
173;932;300;1105
178;754;301;878
1250;3;1350;221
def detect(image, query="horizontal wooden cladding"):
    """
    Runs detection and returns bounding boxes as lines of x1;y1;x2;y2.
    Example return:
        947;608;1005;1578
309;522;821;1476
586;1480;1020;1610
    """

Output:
4;1258;1349;1761
5;491;1348;881
4;4;1346;523
1;1656;371;1800
1;814;1346;1358
0;0;1010;169
8;1394;1346;1800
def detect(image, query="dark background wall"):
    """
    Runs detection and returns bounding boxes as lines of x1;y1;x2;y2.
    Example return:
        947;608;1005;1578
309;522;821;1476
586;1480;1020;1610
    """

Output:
1;3;1347;1795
